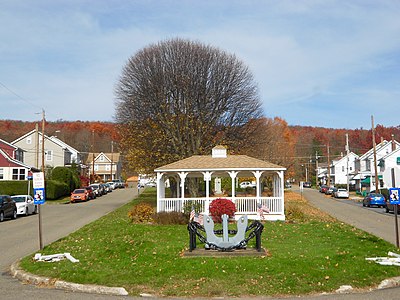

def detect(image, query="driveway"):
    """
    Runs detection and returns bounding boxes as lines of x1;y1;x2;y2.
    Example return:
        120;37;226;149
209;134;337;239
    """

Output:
0;188;137;300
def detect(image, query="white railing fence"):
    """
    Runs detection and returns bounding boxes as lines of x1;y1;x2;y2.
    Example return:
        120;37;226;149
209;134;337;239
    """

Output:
158;197;284;215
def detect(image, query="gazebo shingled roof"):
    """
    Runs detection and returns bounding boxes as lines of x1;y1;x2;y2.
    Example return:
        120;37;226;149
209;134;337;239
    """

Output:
154;155;285;171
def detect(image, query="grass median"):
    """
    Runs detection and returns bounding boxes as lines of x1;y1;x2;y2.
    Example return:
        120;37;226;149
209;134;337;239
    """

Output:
20;188;400;297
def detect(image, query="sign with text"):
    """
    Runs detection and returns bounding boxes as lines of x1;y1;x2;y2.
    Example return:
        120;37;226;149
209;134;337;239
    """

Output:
389;188;400;205
33;172;46;205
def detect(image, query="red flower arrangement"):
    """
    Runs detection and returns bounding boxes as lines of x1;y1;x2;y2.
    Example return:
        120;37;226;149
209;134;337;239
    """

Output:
209;198;236;223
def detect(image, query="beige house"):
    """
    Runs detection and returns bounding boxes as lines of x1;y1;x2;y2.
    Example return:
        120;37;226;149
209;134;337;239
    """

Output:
154;146;286;221
87;152;122;182
12;129;72;169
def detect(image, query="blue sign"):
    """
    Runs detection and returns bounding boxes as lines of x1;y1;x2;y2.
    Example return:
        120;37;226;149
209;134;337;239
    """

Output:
389;188;400;205
33;188;46;205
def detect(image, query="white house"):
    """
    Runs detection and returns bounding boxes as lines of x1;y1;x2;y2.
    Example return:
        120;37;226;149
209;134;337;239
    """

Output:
354;139;400;192
330;152;359;185
86;152;122;182
380;147;400;188
154;146;286;221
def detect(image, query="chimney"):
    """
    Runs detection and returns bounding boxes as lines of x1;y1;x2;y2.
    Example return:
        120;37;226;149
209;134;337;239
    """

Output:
380;136;384;143
212;145;227;158
392;134;396;151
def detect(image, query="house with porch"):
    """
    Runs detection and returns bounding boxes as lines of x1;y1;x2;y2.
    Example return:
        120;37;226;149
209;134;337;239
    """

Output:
380;147;400;188
86;152;122;182
353;139;400;193
154;146;286;221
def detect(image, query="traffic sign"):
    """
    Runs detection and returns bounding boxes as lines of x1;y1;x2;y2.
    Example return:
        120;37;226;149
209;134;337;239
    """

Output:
33;172;46;204
390;188;400;205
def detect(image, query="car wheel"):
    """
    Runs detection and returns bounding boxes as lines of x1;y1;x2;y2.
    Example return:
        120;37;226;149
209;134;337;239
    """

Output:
25;208;29;216
362;203;365;207
0;211;4;222
12;210;17;219
386;206;390;213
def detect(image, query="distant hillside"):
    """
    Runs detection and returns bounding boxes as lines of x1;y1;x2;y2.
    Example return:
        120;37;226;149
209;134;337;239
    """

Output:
0;120;119;154
1;119;399;172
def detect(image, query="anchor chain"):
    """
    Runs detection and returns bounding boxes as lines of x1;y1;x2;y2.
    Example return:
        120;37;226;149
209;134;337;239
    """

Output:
188;219;264;252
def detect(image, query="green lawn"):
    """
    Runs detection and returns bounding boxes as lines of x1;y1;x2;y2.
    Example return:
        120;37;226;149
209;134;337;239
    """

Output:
20;189;400;297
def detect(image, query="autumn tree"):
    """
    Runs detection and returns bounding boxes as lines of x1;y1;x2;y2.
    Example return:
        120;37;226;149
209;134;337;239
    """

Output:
115;38;262;176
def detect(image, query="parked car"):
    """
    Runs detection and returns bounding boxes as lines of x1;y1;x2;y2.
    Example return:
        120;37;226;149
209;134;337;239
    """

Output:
89;184;101;197
325;186;335;195
330;187;338;197
11;195;37;215
239;181;255;189
335;189;349;199
303;181;312;188
104;183;112;193
84;187;96;200
70;189;89;203
0;195;17;222
319;185;328;193
385;195;400;213
363;193;386;208
112;179;125;188
106;182;116;190
146;181;157;187
284;182;292;189
99;183;107;195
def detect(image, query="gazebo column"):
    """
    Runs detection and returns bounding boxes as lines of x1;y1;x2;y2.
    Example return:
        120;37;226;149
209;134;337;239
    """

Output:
156;172;164;212
202;171;213;214
178;172;188;211
252;171;264;199
228;171;238;201
275;171;285;215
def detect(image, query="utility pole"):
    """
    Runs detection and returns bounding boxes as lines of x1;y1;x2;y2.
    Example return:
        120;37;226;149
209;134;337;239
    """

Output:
39;109;45;250
346;133;350;192
327;143;331;186
315;151;319;187
110;141;113;181
91;130;95;184
371;115;380;194
35;123;39;169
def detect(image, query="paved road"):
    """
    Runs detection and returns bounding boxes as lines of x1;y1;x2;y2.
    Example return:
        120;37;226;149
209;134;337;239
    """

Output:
298;187;399;246
0;188;137;300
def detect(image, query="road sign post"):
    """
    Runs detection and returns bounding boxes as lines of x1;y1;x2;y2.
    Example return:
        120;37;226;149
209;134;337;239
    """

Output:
389;188;400;248
33;172;45;250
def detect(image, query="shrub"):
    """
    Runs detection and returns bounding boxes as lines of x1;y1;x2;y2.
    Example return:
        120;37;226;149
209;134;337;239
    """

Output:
152;211;188;225
0;181;33;196
128;202;154;223
209;198;236;223
45;180;70;200
51;167;80;192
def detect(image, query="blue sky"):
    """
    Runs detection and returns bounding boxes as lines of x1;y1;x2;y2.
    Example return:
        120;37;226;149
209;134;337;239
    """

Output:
1;0;399;129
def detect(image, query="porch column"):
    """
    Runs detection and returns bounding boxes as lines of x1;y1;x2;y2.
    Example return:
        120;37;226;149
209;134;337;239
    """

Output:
252;171;264;199
178;172;188;203
228;171;238;200
156;172;164;212
202;171;213;214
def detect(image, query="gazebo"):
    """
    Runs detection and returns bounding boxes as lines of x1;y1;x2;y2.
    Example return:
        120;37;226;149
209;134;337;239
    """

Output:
154;146;286;221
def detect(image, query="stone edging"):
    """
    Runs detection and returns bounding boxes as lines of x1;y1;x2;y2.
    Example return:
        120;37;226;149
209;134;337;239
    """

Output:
10;260;128;296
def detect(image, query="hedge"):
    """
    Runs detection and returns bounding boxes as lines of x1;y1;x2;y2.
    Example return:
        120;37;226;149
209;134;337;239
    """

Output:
0;180;69;200
51;166;79;192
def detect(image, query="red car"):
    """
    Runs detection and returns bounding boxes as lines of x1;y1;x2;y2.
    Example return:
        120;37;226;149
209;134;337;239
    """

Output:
70;189;88;203
84;186;96;200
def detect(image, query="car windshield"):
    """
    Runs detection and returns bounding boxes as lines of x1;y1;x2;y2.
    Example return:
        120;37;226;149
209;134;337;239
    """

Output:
74;189;86;194
11;196;26;202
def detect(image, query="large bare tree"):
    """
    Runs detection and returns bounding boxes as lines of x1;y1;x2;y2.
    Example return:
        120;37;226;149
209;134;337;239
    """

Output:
115;38;262;175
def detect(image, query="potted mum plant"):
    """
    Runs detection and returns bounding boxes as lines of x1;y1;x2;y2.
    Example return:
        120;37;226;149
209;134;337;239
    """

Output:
209;198;236;223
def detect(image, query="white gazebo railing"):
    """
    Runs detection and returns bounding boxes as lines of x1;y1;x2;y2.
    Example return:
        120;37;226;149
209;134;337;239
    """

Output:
157;196;285;220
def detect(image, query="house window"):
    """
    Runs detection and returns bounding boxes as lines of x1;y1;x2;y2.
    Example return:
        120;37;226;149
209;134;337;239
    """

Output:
12;168;26;180
94;164;99;171
397;157;400;165
45;150;53;161
342;166;345;172
349;166;352;171
26;136;32;144
100;155;104;162
0;168;3;179
106;164;110;171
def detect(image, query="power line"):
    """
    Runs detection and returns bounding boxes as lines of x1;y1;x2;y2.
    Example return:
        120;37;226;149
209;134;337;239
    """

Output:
0;81;42;110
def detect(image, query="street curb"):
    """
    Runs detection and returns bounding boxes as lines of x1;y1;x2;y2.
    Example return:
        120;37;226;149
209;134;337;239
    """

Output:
10;260;129;296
